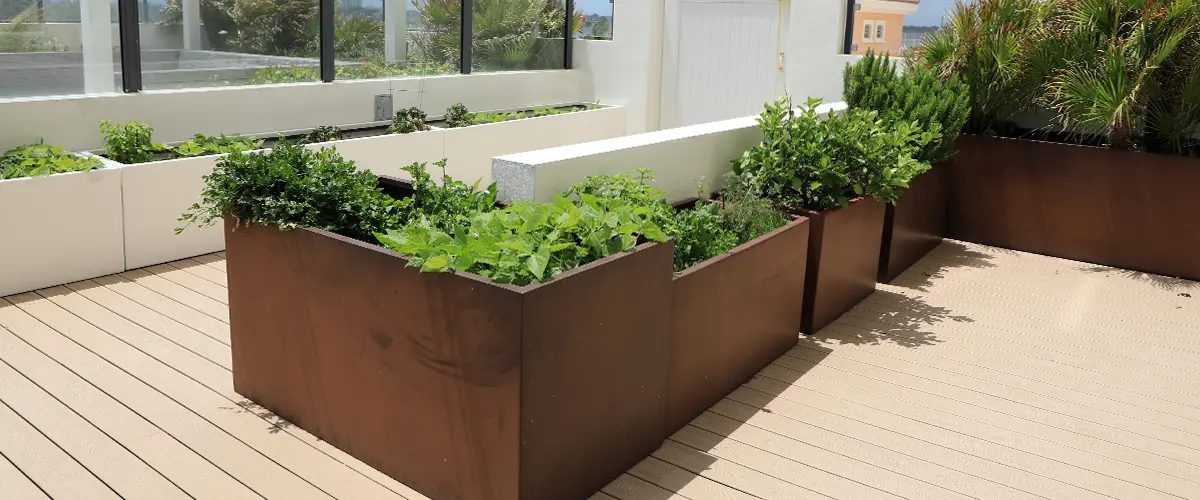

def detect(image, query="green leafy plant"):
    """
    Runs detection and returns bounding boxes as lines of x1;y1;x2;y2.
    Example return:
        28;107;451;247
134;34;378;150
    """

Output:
100;121;170;164
444;103;475;128
733;96;938;213
844;50;969;163
563;168;675;232
410;0;584;71
376;194;666;285
389;107;431;134
1;141;102;180
174;133;264;158
716;173;789;244
0;4;69;53
246;61;452;85
177;140;403;242
669;201;738;272
395;159;497;232
302;125;347;144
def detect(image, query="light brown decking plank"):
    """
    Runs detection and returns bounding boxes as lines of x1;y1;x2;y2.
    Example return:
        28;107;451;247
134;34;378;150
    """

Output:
790;339;1200;467
0;324;259;499
0;355;188;499
0;449;50;500
63;280;232;370
17;290;409;500
766;355;1200;495
603;472;698;500
0;297;330;500
0;398;120;500
39;285;424;499
623;457;758;500
144;264;229;305
92;274;231;345
708;398;1043;500
752;366;1183;500
118;269;229;323
654;440;834;500
590;491;624;500
167;258;229;287
687;413;975;500
190;253;228;273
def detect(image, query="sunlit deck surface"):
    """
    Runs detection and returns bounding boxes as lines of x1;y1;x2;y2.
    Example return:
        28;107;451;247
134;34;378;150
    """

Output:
2;240;1198;500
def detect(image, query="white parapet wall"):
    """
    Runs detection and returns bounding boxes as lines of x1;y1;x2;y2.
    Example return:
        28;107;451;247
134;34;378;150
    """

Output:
0;165;125;297
492;102;847;205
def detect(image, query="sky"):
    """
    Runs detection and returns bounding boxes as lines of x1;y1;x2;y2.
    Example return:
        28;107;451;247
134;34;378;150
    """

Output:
904;0;956;27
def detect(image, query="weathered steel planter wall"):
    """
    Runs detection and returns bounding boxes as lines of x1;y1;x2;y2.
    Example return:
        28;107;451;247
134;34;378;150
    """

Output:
947;135;1200;282
800;198;887;334
666;217;810;435
224;218;672;500
877;162;949;283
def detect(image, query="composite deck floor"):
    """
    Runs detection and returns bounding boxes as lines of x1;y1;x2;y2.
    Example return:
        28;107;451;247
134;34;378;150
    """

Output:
1;240;1198;499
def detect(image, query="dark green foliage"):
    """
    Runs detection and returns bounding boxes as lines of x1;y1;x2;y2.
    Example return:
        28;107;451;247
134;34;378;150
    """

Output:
177;140;403;242
444;103;475;128
395;160;497;232
844;50;969;163
302;126;347;145
389;108;431;134
1;141;102;180
100;121;169;164
670;202;738;272
174;133;264;157
733;96;938;213
717;174;790;244
376;194;667;286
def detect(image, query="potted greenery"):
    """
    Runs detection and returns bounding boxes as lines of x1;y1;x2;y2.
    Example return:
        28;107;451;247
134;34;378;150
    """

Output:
0;141;124;297
734;96;937;333
843;50;969;282
913;0;1200;281
180;144;673;500
439;101;627;186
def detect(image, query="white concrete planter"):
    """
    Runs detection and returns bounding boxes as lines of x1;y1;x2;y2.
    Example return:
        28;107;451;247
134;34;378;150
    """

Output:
303;128;446;179
0;164;124;297
121;154;227;270
442;105;626;185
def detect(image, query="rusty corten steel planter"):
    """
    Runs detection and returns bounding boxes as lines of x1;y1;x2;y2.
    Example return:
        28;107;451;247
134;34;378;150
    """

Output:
800;197;887;334
224;218;673;500
666;216;810;435
947;134;1200;282
878;162;949;283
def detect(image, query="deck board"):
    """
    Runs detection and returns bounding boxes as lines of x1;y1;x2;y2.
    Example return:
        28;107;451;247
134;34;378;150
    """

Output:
1;241;1198;499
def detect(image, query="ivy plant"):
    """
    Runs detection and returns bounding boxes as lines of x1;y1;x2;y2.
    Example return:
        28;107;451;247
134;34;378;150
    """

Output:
174;133;264;158
100;120;169;164
395;160;497;232
443;103;475;128
389;107;431;134
733;96;938;213
1;141;102;180
376;194;667;286
178;140;403;242
302;125;347;144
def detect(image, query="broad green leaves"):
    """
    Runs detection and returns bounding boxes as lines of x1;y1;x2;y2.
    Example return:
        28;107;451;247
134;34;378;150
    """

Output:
0;141;102;180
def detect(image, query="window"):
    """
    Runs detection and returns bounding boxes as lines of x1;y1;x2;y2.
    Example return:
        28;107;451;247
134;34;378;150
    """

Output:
0;0;122;99
844;0;954;56
578;0;613;41
471;0;569;73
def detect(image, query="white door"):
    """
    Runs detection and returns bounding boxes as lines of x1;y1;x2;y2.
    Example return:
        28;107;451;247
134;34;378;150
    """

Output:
660;0;785;129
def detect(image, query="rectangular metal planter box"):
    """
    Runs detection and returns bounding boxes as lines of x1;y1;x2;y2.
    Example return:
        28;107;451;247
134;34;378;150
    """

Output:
223;217;673;500
800;198;887;334
0;165;124;297
947;135;1200;281
666;216;810;435
877;162;949;283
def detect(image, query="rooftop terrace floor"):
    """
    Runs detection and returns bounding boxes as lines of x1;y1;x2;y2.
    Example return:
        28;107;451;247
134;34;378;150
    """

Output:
1;240;1198;500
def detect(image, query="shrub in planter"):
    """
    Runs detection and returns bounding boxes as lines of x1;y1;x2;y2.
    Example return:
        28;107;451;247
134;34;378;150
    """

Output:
101;120;262;164
301;125;347;144
1;141;102;180
388;107;432;134
844;50;970;281
444;102;475;128
735;96;936;333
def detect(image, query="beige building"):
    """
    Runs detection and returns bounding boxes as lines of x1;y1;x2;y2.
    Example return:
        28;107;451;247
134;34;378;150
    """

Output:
850;0;920;55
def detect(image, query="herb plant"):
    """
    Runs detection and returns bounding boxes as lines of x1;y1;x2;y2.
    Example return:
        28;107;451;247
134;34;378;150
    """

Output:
444;103;475;128
174;133;264;158
670;201;738;271
376;194;667;286
100;120;169;164
178;140;403;242
396;160;497;232
843;50;969;163
717;173;789;244
389;107;431;134
1;141;102;180
302;125;347;144
733;96;938;213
